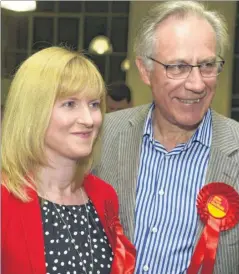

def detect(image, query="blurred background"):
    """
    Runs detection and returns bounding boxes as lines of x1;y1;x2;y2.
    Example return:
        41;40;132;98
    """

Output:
1;1;239;120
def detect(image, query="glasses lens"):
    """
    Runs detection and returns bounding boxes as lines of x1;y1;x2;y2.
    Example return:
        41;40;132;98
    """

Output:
167;64;190;79
200;61;224;77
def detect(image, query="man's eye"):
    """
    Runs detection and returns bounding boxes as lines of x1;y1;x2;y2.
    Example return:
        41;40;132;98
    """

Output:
200;62;216;68
169;64;188;73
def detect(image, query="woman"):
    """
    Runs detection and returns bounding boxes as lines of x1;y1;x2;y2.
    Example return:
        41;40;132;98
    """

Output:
1;46;136;274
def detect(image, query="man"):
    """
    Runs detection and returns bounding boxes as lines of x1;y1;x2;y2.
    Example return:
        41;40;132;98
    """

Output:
106;82;132;112
94;1;239;273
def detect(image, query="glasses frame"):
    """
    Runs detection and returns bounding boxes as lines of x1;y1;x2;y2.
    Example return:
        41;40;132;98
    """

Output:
147;56;225;79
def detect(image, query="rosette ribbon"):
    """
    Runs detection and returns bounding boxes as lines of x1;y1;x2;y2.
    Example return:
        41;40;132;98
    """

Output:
187;182;239;274
105;200;136;274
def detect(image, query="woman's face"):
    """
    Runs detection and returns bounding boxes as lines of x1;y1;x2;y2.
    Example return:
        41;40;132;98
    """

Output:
44;94;102;163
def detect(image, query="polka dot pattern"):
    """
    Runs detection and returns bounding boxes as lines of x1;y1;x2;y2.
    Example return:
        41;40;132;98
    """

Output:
40;199;113;274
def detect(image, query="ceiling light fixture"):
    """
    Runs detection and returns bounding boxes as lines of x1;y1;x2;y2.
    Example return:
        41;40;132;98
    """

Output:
89;36;113;55
1;1;36;12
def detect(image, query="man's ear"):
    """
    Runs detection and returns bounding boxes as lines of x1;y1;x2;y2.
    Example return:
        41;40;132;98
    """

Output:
135;57;151;86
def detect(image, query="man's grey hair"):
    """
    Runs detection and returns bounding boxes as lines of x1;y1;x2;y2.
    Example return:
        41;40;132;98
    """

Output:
134;1;229;71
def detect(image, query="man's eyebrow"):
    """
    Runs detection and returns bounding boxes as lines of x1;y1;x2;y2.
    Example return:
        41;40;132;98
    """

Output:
166;59;188;64
166;56;217;65
198;56;217;63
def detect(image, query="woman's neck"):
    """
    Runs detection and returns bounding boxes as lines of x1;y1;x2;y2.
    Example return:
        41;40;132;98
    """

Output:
36;160;85;205
38;165;75;192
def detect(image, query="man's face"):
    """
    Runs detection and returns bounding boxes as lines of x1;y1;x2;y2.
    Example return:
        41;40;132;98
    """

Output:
137;15;218;130
107;95;131;112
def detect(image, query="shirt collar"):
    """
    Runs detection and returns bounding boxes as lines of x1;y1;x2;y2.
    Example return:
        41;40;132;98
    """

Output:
143;103;212;148
191;108;212;147
143;103;154;141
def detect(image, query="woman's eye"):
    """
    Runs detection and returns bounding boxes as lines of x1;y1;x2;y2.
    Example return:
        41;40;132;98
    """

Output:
89;101;100;108
62;101;76;108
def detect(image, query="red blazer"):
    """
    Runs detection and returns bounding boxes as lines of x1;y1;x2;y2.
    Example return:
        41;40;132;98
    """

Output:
1;174;136;274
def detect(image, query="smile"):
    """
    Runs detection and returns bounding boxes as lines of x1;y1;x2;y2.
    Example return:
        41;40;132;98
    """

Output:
71;132;92;138
178;98;201;104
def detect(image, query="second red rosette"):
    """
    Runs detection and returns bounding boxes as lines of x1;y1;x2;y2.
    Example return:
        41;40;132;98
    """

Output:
187;182;239;274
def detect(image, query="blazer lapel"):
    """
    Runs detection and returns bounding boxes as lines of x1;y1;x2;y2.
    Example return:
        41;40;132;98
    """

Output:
117;106;149;242
193;110;239;251
20;190;46;274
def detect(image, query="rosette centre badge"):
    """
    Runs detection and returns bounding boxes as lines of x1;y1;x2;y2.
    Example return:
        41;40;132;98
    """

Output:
207;195;228;219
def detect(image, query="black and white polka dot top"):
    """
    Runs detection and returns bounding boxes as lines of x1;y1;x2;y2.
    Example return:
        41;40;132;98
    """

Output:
40;199;114;274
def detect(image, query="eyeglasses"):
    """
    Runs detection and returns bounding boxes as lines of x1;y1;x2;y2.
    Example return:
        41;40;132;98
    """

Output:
147;56;225;79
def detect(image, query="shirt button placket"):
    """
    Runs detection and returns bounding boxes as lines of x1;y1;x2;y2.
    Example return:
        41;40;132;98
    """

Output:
158;189;164;196
151;227;158;233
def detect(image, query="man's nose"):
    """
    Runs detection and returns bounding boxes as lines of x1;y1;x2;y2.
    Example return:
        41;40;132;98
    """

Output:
185;67;206;93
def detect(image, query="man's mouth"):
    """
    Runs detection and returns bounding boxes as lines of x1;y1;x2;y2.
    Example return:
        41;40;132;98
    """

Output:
178;98;201;104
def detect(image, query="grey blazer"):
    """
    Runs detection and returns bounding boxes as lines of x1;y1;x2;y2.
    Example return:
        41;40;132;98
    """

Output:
94;104;239;274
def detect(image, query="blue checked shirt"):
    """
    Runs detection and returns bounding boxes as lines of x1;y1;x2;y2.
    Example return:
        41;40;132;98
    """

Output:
134;103;212;274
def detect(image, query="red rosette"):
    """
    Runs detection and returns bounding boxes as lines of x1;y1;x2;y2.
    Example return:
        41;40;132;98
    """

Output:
197;182;239;230
104;200;136;274
188;182;239;274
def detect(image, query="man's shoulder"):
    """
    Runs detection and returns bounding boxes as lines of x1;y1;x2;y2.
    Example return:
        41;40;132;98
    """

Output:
211;110;239;148
212;111;239;135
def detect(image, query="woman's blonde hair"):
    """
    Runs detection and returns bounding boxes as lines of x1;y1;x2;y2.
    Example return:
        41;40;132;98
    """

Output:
1;46;106;201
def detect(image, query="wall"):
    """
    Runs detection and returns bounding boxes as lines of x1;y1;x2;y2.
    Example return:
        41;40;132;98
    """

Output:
126;1;237;117
1;10;10;106
1;78;11;105
1;1;237;116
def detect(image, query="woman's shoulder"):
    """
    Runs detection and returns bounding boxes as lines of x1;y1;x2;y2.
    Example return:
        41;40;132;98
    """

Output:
84;173;115;189
1;173;15;204
1;184;17;228
84;173;118;197
1;181;36;207
1;184;24;212
84;174;119;216
1;184;12;203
